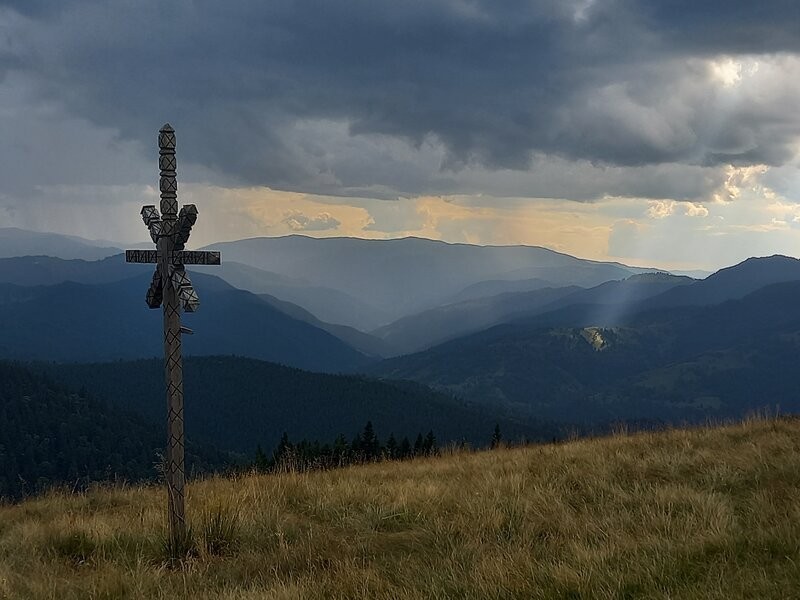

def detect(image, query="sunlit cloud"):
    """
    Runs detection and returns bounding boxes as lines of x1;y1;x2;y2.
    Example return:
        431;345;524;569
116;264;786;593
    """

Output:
708;57;760;88
647;200;709;219
282;211;342;232
713;165;773;203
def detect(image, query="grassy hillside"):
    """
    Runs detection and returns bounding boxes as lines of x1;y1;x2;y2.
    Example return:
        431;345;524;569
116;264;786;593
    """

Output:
1;417;799;598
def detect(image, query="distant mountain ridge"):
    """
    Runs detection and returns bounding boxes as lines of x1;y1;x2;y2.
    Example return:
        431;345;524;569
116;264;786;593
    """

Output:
372;285;583;356
640;255;800;310
0;227;121;261
0;254;390;359
0;272;368;372
0;229;668;332
0;254;388;335
203;234;661;328
257;292;390;357
373;272;694;356
0;254;149;286
191;260;390;330
450;277;556;303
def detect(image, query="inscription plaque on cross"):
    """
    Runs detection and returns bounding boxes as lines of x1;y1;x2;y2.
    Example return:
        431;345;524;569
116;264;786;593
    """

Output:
126;124;221;546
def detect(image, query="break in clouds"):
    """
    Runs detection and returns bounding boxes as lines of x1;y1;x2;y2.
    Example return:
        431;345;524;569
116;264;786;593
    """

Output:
0;0;798;203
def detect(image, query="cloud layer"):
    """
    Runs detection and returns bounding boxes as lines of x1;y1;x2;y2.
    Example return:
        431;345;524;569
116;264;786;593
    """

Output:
1;0;799;201
0;1;799;269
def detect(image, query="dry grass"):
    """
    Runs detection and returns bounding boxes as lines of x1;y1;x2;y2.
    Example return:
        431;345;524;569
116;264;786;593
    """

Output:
1;416;799;599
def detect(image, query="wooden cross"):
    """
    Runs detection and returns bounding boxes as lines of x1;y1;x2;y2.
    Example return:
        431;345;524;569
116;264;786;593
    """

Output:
126;124;220;548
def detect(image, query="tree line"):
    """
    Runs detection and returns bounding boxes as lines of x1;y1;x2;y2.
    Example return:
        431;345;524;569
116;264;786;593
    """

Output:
253;420;444;472
252;420;506;472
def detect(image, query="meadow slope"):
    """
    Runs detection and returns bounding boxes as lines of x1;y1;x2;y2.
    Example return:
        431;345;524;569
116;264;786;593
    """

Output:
1;417;799;599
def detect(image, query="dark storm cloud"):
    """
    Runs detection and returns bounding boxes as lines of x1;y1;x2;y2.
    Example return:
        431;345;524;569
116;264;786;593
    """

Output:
1;0;799;197
643;1;800;54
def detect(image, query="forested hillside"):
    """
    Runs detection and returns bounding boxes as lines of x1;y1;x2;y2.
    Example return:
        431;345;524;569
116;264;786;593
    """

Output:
40;356;561;453
0;362;229;499
371;279;800;424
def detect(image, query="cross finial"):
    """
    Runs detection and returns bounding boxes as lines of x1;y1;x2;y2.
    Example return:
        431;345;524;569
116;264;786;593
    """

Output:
159;124;178;220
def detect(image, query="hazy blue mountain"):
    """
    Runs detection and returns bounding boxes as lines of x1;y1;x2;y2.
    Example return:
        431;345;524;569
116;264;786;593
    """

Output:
0;253;389;332
0;227;121;260
369;277;800;424
640;255;800;310
0;254;150;286
670;269;712;279
373;286;583;356
41;356;560;453
204;235;656;327
257;293;389;357
192;260;390;330
537;272;695;325
0;273;368;372
503;257;800;331
373;272;693;356
0;232;659;331
474;262;653;292
449;277;556;303
0;254;387;358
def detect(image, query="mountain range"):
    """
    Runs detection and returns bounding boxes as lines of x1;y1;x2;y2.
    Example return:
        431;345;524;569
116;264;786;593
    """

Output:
370;257;800;425
3;227;800;439
0;228;121;261
372;272;695;356
203;235;660;328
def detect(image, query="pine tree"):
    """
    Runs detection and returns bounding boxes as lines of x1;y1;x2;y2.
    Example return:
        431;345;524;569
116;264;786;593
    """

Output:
399;437;412;459
491;424;502;449
423;430;437;455
385;433;398;460
273;432;293;468
361;421;380;460
351;432;363;461
254;445;270;470
413;433;424;456
333;434;349;465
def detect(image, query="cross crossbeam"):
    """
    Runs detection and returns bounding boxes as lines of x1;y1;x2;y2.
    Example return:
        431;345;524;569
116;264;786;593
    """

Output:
125;249;221;265
125;124;220;550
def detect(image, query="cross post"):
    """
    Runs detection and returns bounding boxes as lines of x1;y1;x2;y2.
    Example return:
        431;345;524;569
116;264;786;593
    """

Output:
126;124;221;549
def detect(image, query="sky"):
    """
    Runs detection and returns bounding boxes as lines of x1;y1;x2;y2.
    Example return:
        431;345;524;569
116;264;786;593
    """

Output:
0;1;799;270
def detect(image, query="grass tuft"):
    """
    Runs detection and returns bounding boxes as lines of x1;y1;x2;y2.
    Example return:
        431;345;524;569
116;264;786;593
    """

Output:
160;524;197;566
45;529;96;565
201;504;240;557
